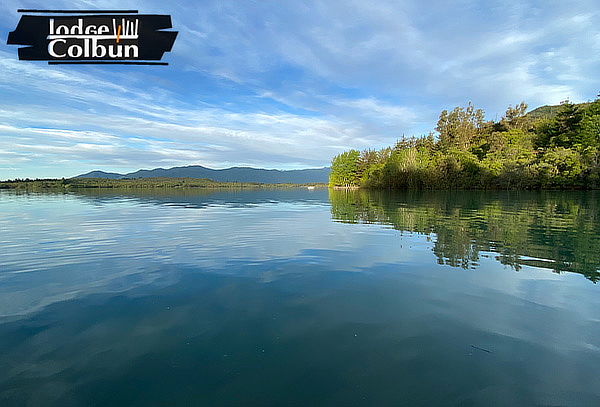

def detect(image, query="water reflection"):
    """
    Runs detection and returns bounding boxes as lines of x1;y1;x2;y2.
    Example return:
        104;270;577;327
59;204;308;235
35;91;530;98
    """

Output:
71;187;330;208
1;188;600;405
329;189;600;282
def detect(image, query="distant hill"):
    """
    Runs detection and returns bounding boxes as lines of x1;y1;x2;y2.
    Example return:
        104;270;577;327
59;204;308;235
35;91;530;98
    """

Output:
75;165;330;184
526;102;591;120
75;170;125;179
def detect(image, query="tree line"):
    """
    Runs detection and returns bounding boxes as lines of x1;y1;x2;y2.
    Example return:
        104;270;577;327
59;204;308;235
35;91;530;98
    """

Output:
330;97;600;189
0;178;326;190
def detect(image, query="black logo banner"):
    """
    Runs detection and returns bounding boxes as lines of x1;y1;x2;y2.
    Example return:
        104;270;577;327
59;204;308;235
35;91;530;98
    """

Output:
7;10;177;65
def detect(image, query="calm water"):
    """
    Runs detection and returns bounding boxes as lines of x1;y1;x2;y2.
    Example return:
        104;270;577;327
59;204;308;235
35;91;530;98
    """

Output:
1;188;599;406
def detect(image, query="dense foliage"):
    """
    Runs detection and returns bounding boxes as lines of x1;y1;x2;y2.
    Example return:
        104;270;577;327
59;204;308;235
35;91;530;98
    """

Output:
330;99;600;189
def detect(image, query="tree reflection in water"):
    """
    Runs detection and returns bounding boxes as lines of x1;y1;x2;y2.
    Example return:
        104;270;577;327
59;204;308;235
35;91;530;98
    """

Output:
329;189;600;282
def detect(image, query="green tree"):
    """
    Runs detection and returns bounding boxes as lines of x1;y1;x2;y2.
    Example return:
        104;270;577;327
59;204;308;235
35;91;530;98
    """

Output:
534;147;583;187
577;99;600;149
499;102;529;131
329;150;361;187
537;101;583;148
436;102;485;150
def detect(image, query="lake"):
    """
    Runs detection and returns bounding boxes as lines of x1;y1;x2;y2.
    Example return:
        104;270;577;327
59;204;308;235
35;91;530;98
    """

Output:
1;188;599;406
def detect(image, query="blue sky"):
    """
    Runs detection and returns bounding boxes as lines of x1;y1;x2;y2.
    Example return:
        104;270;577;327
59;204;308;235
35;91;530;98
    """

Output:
1;0;599;179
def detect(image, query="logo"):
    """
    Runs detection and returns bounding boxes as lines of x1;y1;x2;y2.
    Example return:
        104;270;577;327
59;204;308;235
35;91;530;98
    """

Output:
7;9;177;65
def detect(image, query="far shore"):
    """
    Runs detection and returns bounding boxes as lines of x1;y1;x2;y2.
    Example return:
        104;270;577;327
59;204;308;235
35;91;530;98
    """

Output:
0;178;329;191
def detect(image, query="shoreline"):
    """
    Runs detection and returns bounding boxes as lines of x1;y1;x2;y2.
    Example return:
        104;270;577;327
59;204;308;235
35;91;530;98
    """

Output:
0;178;329;191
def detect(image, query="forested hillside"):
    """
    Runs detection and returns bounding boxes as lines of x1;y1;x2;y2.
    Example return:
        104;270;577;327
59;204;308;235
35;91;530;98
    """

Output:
330;98;600;189
76;165;330;184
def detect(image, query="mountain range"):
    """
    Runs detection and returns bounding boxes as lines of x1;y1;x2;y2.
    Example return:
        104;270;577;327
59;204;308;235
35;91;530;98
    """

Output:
75;165;331;184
